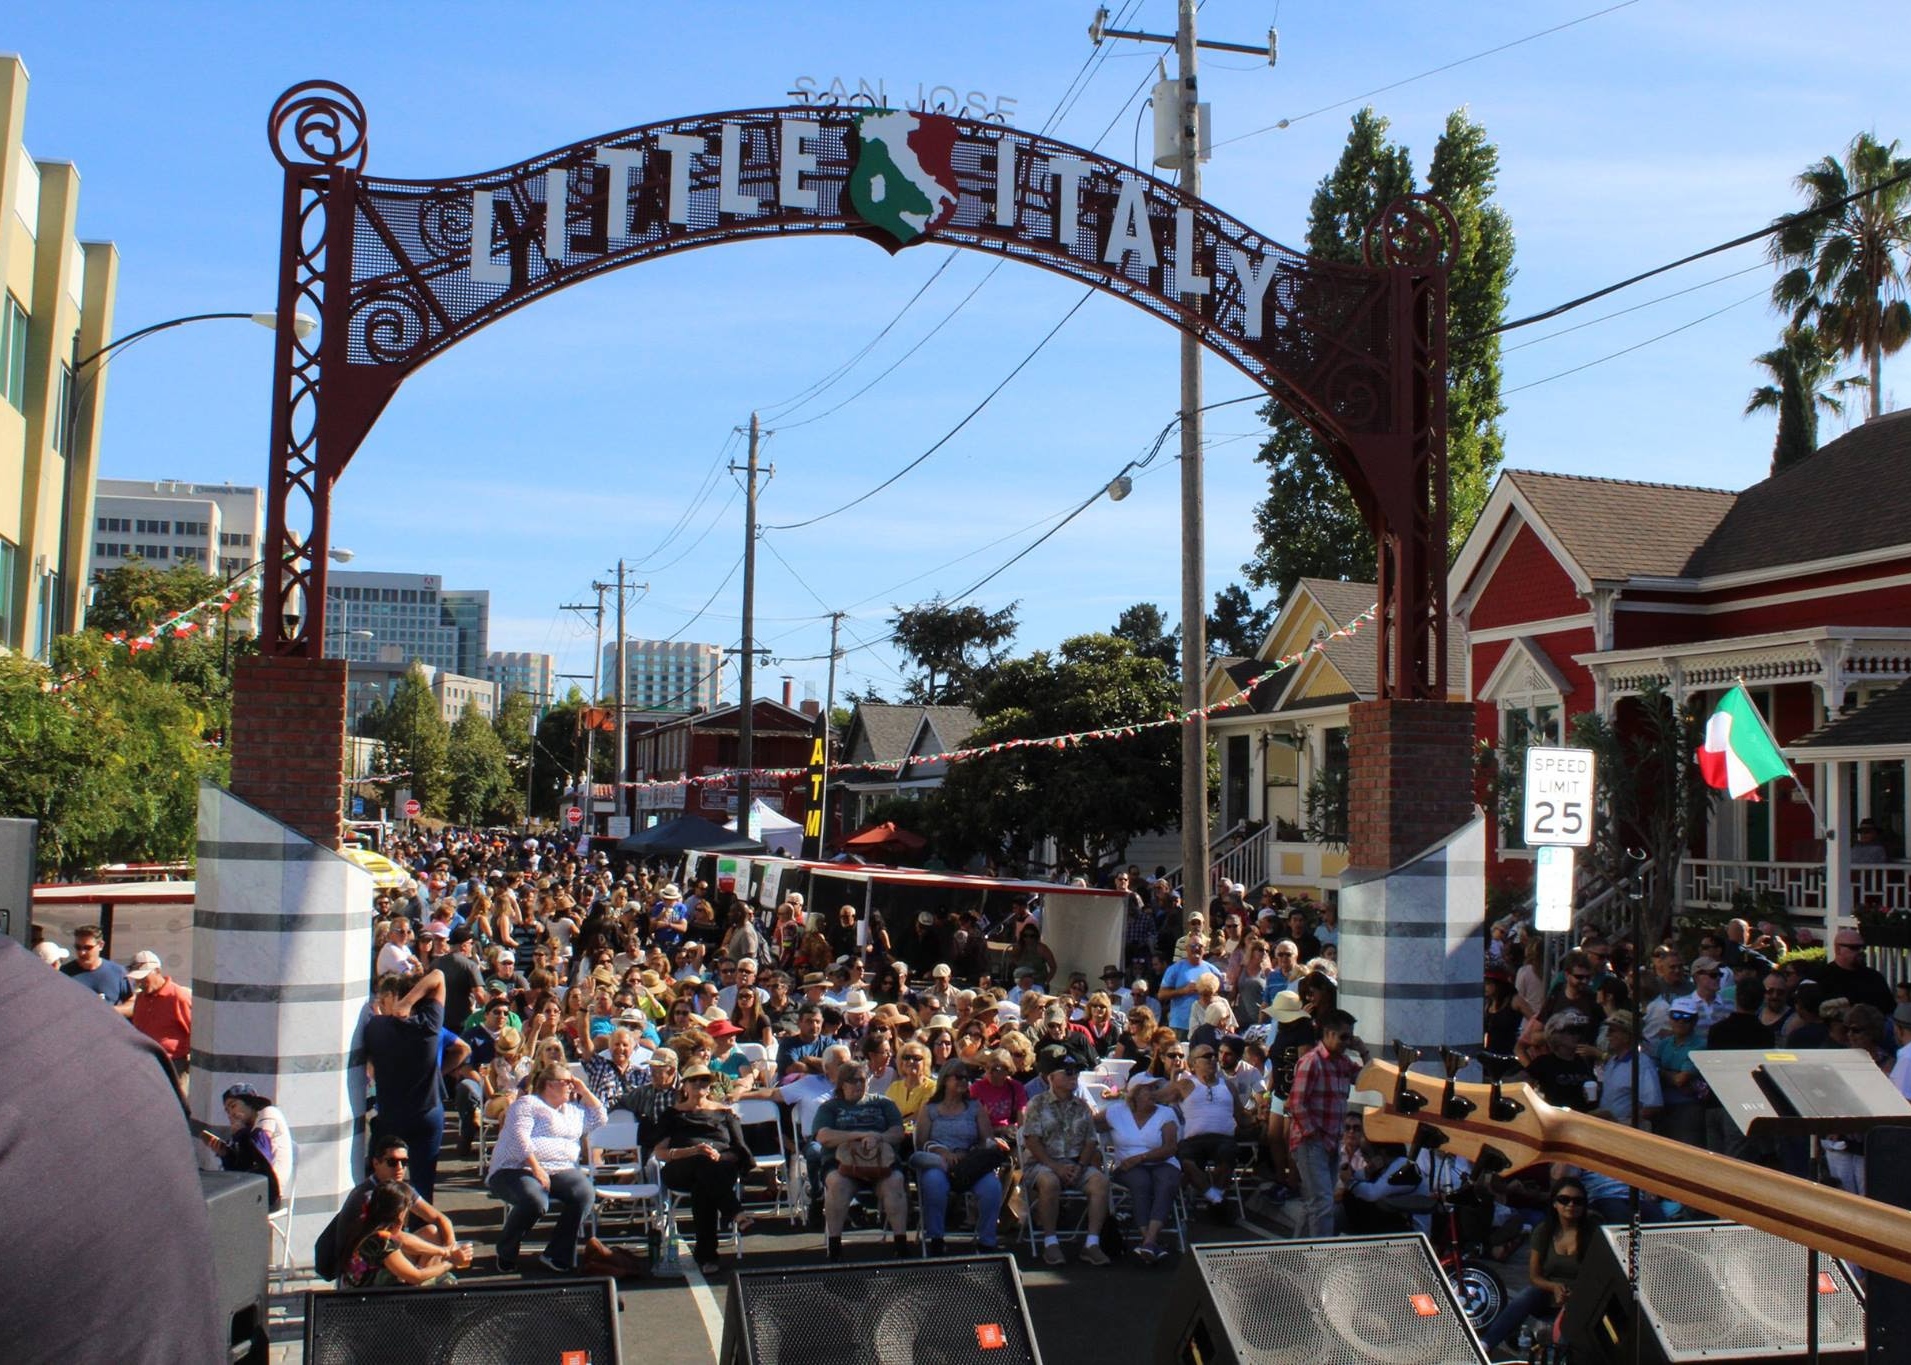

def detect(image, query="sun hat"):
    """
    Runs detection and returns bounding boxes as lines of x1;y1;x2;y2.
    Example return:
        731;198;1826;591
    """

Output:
1262;990;1307;1023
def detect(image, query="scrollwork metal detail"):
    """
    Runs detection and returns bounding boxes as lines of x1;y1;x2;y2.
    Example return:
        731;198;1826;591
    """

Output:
269;80;368;171
1363;193;1459;271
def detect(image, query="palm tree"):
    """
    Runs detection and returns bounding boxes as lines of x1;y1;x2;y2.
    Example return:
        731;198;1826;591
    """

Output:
1770;132;1911;420
1744;324;1867;473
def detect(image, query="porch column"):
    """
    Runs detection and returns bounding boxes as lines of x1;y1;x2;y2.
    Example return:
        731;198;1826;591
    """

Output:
1824;758;1852;930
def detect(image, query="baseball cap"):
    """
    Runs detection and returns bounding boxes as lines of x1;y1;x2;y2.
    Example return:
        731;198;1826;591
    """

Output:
1605;1009;1636;1035
128;950;163;981
616;1008;647;1024
1044;1004;1069;1024
1669;995;1702;1019
932;963;953;979
448;924;475;945
34;941;70;965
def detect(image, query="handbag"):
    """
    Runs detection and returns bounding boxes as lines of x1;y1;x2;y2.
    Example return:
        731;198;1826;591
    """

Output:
835;1139;898;1184
947;1140;1012;1193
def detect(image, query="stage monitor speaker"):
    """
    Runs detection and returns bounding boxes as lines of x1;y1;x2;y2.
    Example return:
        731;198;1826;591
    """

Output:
720;1254;1041;1365
1866;1127;1911;1364
200;1169;270;1362
305;1278;621;1364
1156;1235;1489;1365
1563;1220;1865;1364
0;817;36;948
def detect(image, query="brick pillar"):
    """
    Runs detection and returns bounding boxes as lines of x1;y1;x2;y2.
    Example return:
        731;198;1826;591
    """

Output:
230;656;348;850
1347;698;1476;872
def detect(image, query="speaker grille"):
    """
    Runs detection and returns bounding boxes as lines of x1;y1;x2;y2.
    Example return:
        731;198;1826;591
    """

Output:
1194;1238;1487;1365
728;1257;1040;1365
305;1279;620;1365
1606;1224;1865;1360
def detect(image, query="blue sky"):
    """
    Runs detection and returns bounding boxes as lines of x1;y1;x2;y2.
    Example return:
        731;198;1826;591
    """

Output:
12;2;1909;705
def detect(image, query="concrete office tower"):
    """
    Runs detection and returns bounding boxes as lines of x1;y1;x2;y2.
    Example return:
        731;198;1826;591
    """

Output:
484;649;556;702
92;478;265;631
322;569;491;677
0;56;118;656
601;637;725;713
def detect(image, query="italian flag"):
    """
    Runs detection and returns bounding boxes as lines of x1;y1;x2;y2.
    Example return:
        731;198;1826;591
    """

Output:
1696;685;1794;800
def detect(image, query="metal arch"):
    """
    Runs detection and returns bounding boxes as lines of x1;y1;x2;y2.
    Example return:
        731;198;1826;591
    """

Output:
260;84;1452;698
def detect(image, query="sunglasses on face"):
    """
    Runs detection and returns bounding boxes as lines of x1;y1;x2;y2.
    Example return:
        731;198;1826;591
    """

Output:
1554;1195;1585;1207
380;1155;410;1167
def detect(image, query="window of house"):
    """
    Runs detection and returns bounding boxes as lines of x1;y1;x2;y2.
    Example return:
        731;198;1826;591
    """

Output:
1;294;27;412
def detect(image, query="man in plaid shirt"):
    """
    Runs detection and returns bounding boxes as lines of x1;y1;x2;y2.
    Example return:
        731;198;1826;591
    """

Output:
1286;1009;1369;1237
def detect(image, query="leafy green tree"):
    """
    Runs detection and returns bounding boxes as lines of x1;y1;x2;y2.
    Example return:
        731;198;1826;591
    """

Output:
1770;132;1911;420
87;559;244;636
888;598;1018;704
1;639;226;875
1245;107;1513;593
928;633;1182;869
529;688;604;819
494;690;536;763
448;700;515;825
1745;324;1866;473
365;662;451;815
1205;585;1273;660
1112;602;1179;678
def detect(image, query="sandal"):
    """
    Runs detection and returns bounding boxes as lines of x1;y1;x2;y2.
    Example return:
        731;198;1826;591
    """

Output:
1134;1243;1160;1264
733;1213;758;1235
698;1261;724;1276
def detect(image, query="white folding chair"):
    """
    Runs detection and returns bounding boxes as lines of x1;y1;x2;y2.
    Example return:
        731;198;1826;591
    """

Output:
734;1042;768;1068
267;1141;297;1284
585;1114;670;1253
734;1098;795;1224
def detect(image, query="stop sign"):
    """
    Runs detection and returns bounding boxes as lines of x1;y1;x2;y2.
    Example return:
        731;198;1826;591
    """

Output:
403;798;421;818
566;806;583;825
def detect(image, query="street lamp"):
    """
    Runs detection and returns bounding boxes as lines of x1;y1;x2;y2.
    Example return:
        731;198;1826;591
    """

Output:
62;309;320;637
221;545;356;677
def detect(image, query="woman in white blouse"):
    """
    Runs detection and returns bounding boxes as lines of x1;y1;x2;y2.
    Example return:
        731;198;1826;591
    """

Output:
485;1063;607;1273
1094;1081;1180;1263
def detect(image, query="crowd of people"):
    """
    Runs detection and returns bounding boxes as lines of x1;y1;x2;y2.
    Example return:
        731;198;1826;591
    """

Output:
30;828;1911;1360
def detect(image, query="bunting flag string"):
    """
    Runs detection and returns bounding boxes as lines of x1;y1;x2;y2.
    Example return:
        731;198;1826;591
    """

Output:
613;605;1378;793
44;574;255;693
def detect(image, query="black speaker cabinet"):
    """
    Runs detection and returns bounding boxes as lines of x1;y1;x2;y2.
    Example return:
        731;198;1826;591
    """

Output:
199;1169;270;1362
1866;1127;1911;1364
1156;1235;1490;1365
1563;1220;1865;1364
720;1254;1041;1365
305;1277;621;1364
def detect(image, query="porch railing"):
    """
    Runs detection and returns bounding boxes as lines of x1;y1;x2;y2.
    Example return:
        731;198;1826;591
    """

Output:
1212;825;1276;891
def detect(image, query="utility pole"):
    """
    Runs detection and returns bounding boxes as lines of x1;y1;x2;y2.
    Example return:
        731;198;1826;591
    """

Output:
731;414;765;832
1092;2;1275;916
614;559;629;831
819;611;844;854
562;584;608;826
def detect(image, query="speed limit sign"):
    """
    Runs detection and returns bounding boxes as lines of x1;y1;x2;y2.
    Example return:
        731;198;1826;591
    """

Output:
566;806;583;826
1523;746;1594;847
403;798;422;819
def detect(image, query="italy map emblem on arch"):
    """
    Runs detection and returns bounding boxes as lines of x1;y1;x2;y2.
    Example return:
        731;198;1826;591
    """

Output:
848;110;959;248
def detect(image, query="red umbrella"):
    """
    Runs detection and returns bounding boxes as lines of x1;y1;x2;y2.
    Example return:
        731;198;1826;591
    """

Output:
843;820;927;852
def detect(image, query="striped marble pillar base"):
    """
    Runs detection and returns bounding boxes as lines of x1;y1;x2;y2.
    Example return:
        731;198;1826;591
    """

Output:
192;783;372;1268
1337;815;1486;1056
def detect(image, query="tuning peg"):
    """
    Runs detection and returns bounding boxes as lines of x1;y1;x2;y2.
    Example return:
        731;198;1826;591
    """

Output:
1437;1047;1477;1120
1390;1041;1427;1115
1472;1145;1511;1176
1440;1047;1468;1078
1488;1073;1525;1124
1478;1051;1517;1082
1408;1122;1449;1163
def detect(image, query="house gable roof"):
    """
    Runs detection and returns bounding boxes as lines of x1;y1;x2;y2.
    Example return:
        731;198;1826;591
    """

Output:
909;705;981;759
842;702;925;765
1788;679;1911;754
1501;470;1737;582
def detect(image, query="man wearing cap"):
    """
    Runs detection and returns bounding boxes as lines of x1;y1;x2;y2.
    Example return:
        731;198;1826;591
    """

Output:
651;885;689;951
1652;997;1707;1147
1593;1011;1660;1127
1287;1009;1369;1237
1021;1053;1112;1265
1158;935;1225;1039
438;923;486;1031
118;951;193;1086
613;1048;683;1151
1035;1004;1099;1075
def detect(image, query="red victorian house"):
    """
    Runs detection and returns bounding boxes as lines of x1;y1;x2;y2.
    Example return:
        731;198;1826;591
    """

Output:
1450;408;1911;934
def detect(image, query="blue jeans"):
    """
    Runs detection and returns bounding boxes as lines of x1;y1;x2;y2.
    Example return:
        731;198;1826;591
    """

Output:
1482;1284;1553;1348
487;1166;595;1268
917;1162;1002;1246
1116;1161;1180;1234
1291;1140;1338;1239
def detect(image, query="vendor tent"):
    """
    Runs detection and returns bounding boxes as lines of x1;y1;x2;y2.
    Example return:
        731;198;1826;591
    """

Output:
726;799;803;857
615;813;766;855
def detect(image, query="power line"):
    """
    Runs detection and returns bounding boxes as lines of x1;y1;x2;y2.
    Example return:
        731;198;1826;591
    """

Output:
763;288;1096;531
655;552;744;641
630;427;740;569
1501;262;1768;353
1474;162;1911;343
1503;289;1765;395
1211;0;1645;149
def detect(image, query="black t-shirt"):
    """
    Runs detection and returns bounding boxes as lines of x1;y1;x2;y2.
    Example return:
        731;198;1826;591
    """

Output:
1704;1011;1775;1052
1525;1053;1599;1111
0;939;224;1363
438;951;485;1029
1806;961;1894;1016
365;996;446;1119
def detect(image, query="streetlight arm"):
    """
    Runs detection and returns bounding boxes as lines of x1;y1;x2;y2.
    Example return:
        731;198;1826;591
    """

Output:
72;313;259;374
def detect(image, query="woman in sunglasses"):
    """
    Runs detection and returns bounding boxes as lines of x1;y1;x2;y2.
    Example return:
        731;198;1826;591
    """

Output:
1481;1176;1597;1352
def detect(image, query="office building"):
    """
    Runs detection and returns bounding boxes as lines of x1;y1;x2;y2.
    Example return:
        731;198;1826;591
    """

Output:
602;637;725;714
484;649;556;702
322;569;491;675
91;478;265;631
0;56;118;656
344;659;499;732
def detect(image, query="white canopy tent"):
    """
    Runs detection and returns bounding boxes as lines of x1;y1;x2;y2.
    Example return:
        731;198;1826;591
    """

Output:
726;798;803;857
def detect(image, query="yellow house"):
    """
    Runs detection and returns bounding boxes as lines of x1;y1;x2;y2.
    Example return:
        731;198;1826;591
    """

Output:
1204;578;1463;900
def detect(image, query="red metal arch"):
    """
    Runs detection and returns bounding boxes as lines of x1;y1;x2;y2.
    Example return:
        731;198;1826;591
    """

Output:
261;81;1450;698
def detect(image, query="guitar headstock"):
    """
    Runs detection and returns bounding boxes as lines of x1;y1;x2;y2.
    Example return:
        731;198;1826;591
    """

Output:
1357;1052;1555;1174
